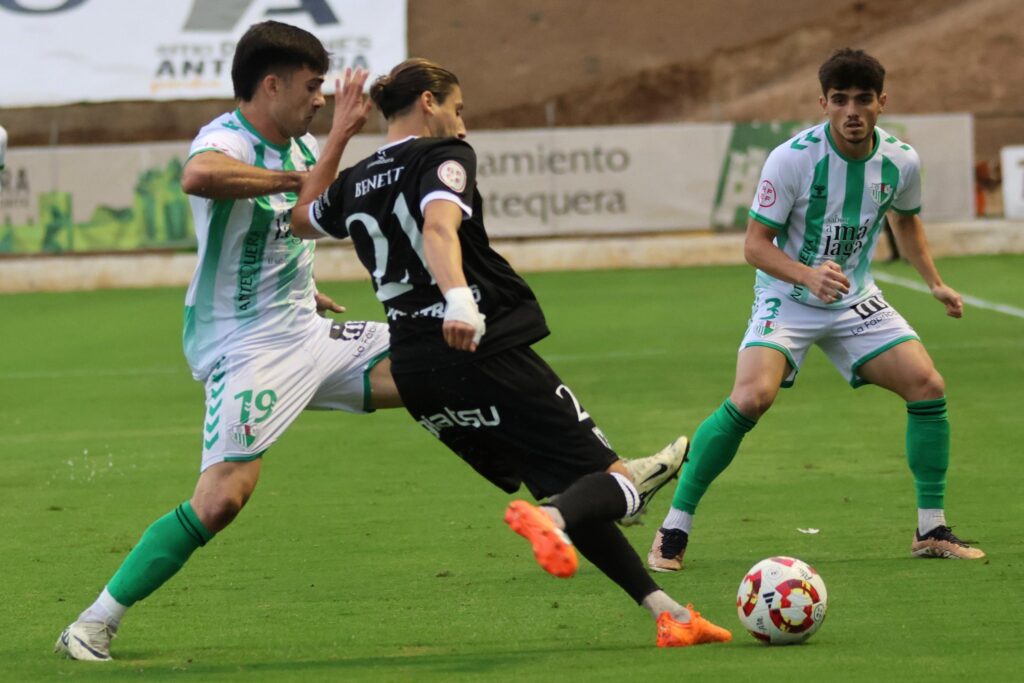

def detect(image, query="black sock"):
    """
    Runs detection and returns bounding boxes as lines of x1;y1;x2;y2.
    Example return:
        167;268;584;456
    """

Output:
569;521;660;604
547;472;627;530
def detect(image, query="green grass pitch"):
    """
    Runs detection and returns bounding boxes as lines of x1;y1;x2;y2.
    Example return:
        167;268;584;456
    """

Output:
2;255;1022;681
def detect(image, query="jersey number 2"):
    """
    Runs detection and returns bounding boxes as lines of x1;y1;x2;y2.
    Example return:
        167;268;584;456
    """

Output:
556;384;590;422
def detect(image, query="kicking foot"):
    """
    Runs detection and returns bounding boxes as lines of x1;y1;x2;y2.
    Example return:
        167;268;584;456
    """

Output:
504;500;578;578
55;621;115;661
620;436;689;527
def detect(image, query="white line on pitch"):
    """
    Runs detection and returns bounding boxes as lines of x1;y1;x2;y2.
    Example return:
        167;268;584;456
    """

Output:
0;366;183;380
874;271;1024;319
544;348;669;362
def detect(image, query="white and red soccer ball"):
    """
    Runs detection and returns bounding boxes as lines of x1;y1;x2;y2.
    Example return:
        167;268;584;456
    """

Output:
736;556;828;644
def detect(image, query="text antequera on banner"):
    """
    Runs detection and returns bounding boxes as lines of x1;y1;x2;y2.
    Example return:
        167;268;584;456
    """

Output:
1;0;406;107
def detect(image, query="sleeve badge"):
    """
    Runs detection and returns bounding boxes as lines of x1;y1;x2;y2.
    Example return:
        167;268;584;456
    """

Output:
438;160;468;193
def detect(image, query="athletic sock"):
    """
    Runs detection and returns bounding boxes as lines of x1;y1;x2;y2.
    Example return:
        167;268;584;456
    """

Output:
568;521;660;604
906;398;949;511
663;508;694;534
667;399;756;517
918;508;947;536
547;471;635;530
78;587;127;630
642;590;690;622
102;501;214;609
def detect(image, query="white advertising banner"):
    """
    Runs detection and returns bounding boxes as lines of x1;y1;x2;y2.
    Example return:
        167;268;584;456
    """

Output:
882;113;975;223
1;0;406;107
0;118;975;254
1000;146;1024;219
463;124;734;237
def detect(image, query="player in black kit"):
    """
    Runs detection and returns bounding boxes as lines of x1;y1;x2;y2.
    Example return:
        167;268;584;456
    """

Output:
292;59;730;647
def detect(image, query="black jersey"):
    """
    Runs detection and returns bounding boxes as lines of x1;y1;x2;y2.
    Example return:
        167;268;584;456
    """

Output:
310;136;549;374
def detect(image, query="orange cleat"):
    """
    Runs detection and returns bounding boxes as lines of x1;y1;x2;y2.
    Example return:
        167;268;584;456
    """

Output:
503;500;579;578
656;605;732;647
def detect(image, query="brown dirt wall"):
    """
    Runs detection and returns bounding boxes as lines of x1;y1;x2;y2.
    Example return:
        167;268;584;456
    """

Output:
2;0;1021;161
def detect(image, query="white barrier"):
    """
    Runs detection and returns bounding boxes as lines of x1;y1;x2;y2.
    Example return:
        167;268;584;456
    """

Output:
1000;146;1024;219
0;117;975;255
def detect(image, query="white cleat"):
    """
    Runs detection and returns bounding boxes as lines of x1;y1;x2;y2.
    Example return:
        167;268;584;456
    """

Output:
620;436;689;527
55;621;115;661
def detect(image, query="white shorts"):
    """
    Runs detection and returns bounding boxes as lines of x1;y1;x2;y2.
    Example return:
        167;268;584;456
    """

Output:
739;286;918;388
199;318;390;471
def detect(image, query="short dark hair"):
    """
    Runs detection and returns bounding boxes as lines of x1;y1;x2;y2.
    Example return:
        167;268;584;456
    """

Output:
818;48;885;96
369;58;460;119
231;20;329;101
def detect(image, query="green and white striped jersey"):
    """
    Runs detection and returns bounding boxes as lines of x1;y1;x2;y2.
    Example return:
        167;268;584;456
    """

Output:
183;110;319;380
748;122;921;308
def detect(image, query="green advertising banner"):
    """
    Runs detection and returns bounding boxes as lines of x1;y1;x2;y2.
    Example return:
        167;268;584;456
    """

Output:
1;156;191;254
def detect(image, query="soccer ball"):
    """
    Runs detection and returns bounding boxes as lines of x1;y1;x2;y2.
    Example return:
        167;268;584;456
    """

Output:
736;556;828;644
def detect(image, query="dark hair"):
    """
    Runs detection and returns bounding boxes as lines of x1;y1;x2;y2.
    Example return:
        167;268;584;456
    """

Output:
369;58;460;119
231;20;329;101
818;48;885;96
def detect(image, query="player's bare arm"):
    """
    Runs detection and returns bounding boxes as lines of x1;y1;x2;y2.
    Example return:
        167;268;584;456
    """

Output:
180;150;304;199
422;199;484;352
744;217;850;304
888;211;963;318
292;68;372;239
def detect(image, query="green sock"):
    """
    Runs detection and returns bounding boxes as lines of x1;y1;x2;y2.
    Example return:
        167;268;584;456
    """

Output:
670;399;757;513
906;397;949;509
106;501;214;607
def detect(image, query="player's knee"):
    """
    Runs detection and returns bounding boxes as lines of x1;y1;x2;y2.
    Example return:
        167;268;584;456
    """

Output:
730;388;775;420
913;371;946;401
193;488;251;533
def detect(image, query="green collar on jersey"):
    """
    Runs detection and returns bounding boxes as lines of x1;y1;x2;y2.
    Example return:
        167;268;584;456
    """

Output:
234;108;292;153
824;123;880;165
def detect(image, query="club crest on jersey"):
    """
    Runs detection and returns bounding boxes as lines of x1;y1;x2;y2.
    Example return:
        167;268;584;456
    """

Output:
758;180;777;207
870;181;894;205
438;160;467;193
754;320;777;336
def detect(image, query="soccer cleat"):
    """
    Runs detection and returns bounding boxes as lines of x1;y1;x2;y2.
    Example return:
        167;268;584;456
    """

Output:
54;621;115;662
656;605;733;647
620;436;689;526
504;500;579;578
648;527;689;572
911;525;985;559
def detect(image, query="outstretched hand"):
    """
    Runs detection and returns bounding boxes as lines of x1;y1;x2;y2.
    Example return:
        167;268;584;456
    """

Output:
330;68;372;139
315;291;347;317
931;283;963;318
806;260;850;304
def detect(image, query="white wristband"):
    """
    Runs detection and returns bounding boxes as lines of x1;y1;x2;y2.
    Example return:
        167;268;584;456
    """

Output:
443;286;486;345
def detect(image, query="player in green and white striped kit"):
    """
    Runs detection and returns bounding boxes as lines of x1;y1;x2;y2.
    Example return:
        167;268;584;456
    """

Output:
54;22;398;662
649;48;985;571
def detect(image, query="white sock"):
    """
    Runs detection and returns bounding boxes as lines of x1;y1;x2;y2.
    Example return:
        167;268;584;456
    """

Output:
78;587;127;630
541;505;566;530
918;508;947;536
610;472;641;517
641;590;690;622
662;507;694;534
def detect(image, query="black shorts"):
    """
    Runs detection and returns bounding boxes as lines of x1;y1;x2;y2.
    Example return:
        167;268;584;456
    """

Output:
393;346;619;499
